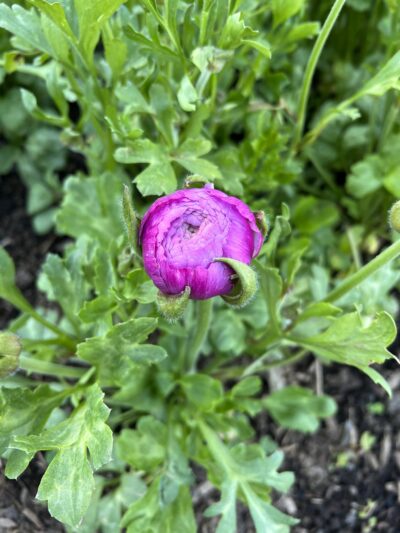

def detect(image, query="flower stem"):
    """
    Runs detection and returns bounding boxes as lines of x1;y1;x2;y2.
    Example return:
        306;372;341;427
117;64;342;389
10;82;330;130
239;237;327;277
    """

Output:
28;309;77;350
187;299;213;372
19;355;87;379
293;0;347;149
324;239;400;303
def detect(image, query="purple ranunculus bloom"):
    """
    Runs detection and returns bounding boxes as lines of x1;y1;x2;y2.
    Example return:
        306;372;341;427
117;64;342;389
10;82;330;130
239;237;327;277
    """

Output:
139;185;263;300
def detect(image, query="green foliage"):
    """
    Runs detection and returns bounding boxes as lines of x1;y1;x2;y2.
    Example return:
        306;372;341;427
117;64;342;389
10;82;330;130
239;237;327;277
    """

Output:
1;0;400;531
264;386;337;432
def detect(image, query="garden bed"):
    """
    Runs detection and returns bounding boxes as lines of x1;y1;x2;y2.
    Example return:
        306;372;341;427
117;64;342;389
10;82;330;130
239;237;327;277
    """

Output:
1;173;399;532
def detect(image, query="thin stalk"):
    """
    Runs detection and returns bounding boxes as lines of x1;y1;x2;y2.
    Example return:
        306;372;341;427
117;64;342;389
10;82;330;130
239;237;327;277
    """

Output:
324;238;400;303
187;299;213;372
346;227;362;270
212;349;308;380
293;0;347;149
19;355;87;379
28;309;76;350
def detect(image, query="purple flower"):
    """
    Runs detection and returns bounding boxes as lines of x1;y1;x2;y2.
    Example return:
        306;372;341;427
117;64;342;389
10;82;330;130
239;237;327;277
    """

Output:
139;185;263;300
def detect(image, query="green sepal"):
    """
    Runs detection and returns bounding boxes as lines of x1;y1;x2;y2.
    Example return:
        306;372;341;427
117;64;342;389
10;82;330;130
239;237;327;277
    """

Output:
0;331;21;377
157;287;191;321
184;174;214;189
215;258;258;308
122;185;140;255
254;210;269;238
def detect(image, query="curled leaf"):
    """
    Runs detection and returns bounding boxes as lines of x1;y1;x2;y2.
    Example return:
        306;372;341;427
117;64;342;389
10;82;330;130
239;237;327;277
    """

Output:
215;258;257;308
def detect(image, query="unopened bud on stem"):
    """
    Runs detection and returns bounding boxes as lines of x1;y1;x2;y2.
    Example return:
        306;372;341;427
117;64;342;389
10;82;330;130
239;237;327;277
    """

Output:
389;201;400;233
0;331;21;377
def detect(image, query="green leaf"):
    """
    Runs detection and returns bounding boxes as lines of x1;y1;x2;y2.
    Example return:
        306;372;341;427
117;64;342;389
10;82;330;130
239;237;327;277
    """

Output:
231;377;262;398
359;366;392;397
271;0;306;27
123;25;179;61
256;263;283;334
115;141;177;196
177;75;198;112
39;445;94;528
294;311;397;367
199;423;295;533
122;479;196;533
56;174;125;245
264;387;337;433
298;302;342;322
11;385;112;527
204;480;238;533
78;295;117;323
286;22;320;43
357;50;400;97
0;247;31;312
0;4;51;53
263;204;291;261
39;253;85;326
77;318;165;386
74;0;125;61
21;89;67;127
242;39;271;58
116;416;167;471
1;386;72;476
115;139;164;164
172;137;222;179
218;12;258;50
292;196;339;234
122;268;158;304
135;161;177;196
243;484;297;533
347;155;382;198
191;46;233;73
180;374;223;409
210;308;246;355
128;344;168;365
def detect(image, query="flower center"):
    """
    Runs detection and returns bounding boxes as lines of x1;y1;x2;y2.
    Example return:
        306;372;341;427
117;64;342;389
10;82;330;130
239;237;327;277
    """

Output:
184;222;200;236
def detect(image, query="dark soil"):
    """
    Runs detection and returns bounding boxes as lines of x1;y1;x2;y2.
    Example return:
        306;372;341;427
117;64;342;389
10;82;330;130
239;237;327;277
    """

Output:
1;172;400;532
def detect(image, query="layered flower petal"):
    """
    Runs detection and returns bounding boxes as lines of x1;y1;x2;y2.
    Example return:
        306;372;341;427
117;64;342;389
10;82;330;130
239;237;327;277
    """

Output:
139;186;264;300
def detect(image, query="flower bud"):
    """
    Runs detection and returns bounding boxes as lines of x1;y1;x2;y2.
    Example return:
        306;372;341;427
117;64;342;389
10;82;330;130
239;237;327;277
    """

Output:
0;331;21;377
389;201;400;233
139;186;264;302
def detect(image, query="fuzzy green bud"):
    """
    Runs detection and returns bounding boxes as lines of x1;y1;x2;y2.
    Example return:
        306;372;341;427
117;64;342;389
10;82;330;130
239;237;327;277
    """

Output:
389;201;400;233
0;331;21;377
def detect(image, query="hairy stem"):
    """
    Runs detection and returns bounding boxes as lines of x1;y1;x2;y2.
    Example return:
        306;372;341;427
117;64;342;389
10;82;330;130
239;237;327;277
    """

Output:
187;299;213;372
324;238;400;303
293;0;347;149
